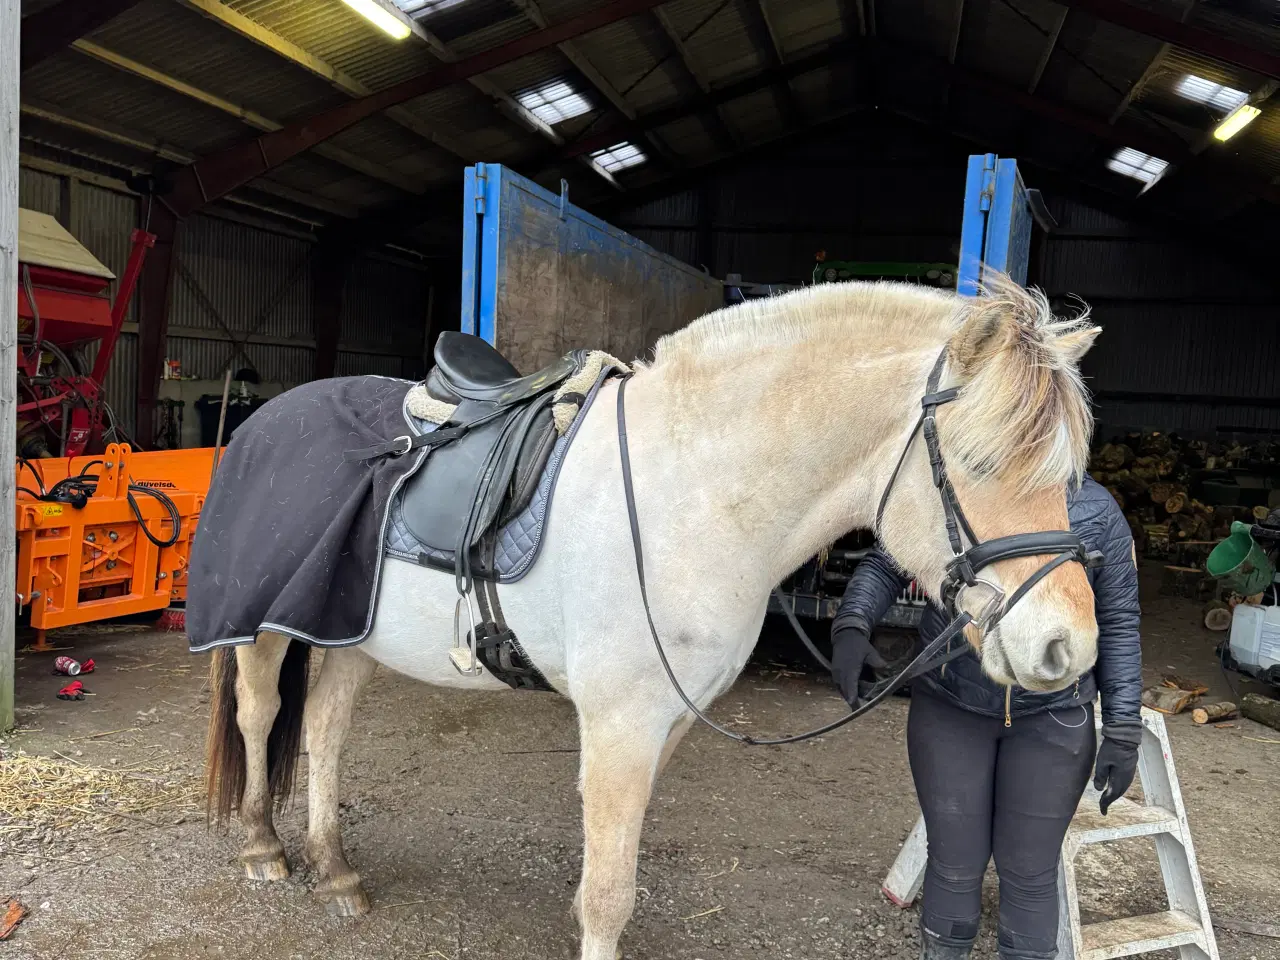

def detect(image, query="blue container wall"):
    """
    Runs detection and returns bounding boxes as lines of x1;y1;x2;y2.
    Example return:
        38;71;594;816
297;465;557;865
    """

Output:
613;121;1280;439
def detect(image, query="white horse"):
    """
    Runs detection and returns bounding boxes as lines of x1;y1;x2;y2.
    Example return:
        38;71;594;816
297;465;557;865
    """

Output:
204;278;1101;960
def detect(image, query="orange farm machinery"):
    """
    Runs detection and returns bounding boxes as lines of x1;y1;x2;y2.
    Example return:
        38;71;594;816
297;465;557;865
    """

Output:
14;211;215;642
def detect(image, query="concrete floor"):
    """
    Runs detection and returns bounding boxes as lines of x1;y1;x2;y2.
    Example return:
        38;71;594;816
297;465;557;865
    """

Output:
2;565;1278;960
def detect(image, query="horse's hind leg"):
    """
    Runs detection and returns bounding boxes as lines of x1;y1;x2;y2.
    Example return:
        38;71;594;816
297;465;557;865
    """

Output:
304;647;377;916
235;632;293;881
573;710;673;960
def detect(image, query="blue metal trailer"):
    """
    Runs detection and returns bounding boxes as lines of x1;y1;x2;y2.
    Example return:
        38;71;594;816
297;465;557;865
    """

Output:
460;163;723;371
452;156;1044;632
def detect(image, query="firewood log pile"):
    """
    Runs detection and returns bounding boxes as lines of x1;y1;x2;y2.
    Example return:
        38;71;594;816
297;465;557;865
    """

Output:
1088;432;1275;564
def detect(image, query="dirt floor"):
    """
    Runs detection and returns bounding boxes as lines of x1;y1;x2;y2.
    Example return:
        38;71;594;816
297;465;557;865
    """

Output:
2;563;1279;960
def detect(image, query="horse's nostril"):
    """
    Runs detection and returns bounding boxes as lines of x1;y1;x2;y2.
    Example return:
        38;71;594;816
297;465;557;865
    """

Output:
1039;636;1071;680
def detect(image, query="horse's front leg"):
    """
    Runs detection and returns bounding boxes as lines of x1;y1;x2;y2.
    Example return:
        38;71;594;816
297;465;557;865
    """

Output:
304;647;377;916
574;709;681;960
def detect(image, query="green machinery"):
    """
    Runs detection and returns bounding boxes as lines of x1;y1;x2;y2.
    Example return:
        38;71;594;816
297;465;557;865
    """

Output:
812;256;957;289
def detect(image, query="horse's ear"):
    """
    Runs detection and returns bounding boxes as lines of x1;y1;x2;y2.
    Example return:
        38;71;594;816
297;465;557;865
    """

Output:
950;298;1015;379
1054;325;1102;364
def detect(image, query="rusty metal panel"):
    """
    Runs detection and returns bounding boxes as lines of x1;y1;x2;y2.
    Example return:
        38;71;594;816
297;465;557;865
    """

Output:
174;214;312;336
462;163;722;374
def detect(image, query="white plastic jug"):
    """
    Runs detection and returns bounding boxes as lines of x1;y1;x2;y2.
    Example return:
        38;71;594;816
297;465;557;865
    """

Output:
1229;602;1280;673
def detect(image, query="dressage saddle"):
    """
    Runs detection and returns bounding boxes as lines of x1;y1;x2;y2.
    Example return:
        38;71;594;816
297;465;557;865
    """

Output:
400;333;582;584
427;332;578;407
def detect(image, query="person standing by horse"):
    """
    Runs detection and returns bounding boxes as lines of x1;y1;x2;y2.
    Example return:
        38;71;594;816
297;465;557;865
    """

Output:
831;474;1142;960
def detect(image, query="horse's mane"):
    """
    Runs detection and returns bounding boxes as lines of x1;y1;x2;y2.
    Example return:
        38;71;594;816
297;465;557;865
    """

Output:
647;277;1095;495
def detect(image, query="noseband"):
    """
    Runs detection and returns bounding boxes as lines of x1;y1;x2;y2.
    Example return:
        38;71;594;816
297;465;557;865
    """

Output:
875;348;1099;634
614;347;1098;747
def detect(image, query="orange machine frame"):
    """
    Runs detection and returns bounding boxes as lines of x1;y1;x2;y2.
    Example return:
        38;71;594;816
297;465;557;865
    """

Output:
15;444;214;645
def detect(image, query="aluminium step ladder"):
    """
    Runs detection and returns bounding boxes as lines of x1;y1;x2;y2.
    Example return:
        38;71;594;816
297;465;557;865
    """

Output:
882;708;1219;960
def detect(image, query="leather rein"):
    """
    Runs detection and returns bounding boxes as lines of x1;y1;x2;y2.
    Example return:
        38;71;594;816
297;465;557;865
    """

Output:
614;348;1098;746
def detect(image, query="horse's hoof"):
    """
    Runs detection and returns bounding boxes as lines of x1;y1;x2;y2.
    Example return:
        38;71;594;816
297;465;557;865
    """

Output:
243;853;290;881
321;887;371;917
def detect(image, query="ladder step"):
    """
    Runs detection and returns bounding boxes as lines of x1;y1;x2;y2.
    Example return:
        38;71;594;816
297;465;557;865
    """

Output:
1068;799;1180;845
1080;910;1204;960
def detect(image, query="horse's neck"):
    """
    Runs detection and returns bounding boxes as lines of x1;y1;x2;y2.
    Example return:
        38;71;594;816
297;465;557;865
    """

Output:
633;341;942;590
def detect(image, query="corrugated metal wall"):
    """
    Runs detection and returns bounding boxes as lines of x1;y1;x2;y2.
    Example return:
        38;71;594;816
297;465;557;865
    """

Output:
1042;197;1280;437
613;117;1280;438
18;161;433;445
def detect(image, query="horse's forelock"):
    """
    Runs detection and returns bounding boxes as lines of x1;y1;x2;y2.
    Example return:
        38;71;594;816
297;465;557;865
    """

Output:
945;278;1095;494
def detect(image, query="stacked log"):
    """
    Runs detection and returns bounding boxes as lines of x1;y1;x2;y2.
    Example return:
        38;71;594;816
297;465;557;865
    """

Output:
1089;431;1278;564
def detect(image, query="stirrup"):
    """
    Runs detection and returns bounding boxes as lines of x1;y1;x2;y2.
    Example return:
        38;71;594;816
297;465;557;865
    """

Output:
449;593;484;677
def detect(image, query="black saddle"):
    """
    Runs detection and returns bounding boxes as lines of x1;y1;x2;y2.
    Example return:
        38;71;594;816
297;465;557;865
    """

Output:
426;332;579;407
401;333;582;587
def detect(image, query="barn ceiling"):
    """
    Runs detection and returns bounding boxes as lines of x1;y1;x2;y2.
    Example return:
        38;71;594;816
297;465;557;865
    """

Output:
17;0;1280;251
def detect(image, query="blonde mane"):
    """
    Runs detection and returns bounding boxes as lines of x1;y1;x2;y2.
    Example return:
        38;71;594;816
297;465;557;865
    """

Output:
647;278;1095;494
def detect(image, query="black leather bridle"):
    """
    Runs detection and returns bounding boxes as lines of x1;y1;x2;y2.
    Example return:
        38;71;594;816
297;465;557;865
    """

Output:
874;348;1100;633
614;347;1099;747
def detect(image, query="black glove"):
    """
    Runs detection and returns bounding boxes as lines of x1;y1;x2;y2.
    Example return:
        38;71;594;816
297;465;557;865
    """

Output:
1093;722;1142;815
830;626;887;707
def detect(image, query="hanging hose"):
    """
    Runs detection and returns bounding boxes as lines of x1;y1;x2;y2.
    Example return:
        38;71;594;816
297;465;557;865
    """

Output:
34;472;183;548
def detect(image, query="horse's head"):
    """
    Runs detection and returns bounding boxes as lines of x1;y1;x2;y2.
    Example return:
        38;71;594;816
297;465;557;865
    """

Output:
877;280;1100;692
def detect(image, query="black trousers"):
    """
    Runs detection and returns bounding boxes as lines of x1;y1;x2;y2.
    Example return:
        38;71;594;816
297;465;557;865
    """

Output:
907;685;1096;960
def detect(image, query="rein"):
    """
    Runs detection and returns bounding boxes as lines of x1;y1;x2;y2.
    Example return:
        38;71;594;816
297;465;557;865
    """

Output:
614;347;1097;746
616;376;969;746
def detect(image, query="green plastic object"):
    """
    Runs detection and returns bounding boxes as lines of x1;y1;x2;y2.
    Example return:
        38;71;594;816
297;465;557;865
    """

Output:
1207;521;1276;595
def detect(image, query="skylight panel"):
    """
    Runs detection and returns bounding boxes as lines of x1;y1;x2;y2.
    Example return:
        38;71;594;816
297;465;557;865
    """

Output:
516;80;593;126
591;142;647;174
1106;147;1168;184
392;0;469;16
1174;74;1249;113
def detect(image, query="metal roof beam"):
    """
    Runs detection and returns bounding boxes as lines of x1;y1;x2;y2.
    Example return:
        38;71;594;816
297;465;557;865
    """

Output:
159;0;672;218
651;7;740;152
1057;0;1280;81
1028;8;1067;93
174;0;474;160
71;40;426;195
506;0;681;166
949;0;966;64
1106;0;1199;124
562;38;858;160
739;0;804;122
362;0;562;145
19;0;143;71
885;39;1280;206
19;100;358;219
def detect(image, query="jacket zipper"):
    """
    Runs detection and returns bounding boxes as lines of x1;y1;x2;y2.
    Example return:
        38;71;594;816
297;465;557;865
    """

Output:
1004;686;1012;728
1074;678;1080;699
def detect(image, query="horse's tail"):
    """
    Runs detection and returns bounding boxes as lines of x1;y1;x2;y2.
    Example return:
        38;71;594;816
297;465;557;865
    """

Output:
205;639;312;825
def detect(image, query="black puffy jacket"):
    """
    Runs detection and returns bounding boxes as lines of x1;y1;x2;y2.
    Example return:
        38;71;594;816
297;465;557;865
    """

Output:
832;476;1143;727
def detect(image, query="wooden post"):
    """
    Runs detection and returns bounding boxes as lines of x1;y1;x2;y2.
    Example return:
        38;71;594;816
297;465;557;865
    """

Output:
1;0;19;731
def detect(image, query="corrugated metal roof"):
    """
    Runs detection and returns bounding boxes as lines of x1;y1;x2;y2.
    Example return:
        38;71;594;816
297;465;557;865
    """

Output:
13;0;1280;238
661;0;764;86
24;52;250;155
229;0;440;90
91;0;345;123
767;0;846;56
